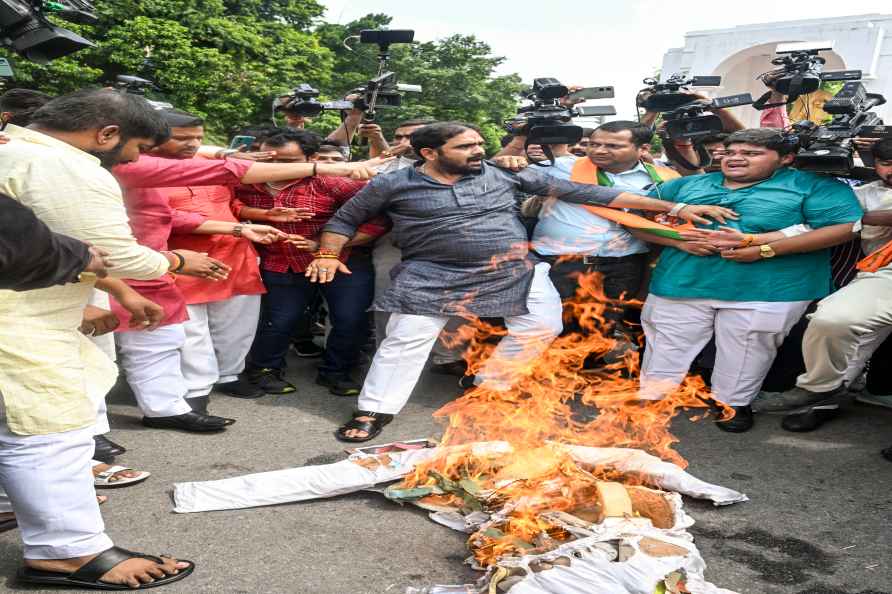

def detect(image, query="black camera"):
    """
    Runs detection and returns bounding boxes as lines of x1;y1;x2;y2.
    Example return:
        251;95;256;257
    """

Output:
639;73;753;169
662;93;754;141
507;78;616;153
0;0;95;63
276;30;421;129
352;29;421;124
277;83;326;117
112;75;173;110
640;73;752;140
754;43;862;109
792;81;891;178
639;73;722;112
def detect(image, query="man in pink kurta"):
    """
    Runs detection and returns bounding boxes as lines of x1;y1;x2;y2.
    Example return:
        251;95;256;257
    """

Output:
155;110;271;400
112;153;256;431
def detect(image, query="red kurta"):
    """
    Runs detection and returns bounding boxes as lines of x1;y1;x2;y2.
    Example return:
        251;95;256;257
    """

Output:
165;160;265;305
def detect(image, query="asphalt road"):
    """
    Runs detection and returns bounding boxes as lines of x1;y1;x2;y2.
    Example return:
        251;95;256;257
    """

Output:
1;355;890;594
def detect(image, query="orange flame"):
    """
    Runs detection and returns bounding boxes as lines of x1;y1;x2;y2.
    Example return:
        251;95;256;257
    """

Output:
399;269;730;567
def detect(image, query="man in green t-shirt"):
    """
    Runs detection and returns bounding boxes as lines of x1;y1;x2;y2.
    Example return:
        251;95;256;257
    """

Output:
633;129;863;433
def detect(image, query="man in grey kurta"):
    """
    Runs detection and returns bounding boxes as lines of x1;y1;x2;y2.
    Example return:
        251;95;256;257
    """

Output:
309;122;729;442
325;161;624;318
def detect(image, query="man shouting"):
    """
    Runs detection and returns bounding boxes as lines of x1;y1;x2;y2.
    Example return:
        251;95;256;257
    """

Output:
306;122;735;442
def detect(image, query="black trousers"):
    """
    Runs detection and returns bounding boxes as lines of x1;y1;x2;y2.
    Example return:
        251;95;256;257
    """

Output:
543;253;646;337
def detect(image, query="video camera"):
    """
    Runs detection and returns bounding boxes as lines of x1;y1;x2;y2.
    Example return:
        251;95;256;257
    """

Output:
754;42;862;109
639;73;752;169
0;0;95;63
640;73;753;139
276;29;421;127
506;78;616;162
790;81;891;178
112;75;173;110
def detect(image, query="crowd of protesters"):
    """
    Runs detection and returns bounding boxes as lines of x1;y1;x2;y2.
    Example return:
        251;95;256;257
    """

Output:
0;76;891;590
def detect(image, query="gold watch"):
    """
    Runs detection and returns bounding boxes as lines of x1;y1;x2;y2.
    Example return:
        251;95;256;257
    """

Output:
759;244;776;259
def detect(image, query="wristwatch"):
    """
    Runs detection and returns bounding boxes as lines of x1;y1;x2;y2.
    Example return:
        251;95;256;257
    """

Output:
759;245;776;259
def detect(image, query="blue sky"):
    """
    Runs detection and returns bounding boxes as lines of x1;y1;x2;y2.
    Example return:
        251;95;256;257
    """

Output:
319;1;892;119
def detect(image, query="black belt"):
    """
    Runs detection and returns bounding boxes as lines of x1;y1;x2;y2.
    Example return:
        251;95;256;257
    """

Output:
533;251;640;266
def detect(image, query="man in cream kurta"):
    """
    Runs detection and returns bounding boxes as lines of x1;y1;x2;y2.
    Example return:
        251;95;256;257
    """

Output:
0;121;171;567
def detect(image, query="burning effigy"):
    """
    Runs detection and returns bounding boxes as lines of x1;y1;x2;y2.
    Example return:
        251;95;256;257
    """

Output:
173;273;746;593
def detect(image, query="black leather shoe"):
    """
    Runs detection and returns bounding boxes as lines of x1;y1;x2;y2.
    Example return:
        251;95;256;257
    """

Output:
458;375;477;390
142;411;234;432
882;445;892;462
715;405;754;433
781;404;840;432
93;435;126;463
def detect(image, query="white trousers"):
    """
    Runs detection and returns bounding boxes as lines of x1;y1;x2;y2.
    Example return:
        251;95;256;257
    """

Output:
116;324;194;418
372;237;464;364
358;263;563;414
640;295;810;406
181;294;261;392
0;423;112;559
797;267;892;392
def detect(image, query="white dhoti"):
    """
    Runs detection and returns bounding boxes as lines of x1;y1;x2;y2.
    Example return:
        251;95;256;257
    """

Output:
640;295;810;406
358;262;563;414
180;294;261;394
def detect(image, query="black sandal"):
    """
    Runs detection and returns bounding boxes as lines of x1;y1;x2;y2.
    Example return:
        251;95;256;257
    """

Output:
17;546;195;590
335;410;394;443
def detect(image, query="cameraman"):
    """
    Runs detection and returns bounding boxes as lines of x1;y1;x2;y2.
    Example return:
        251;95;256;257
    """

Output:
276;91;386;155
767;139;892;445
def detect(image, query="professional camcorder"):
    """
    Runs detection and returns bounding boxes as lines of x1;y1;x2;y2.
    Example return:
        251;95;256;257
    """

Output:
113;74;173;110
640;73;752;139
754;42;862;109
639;73;752;169
0;0;95;63
276;29;421;126
790;81;891;178
506;78;616;162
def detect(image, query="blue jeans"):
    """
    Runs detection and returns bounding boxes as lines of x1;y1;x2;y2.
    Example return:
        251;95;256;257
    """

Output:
248;253;373;377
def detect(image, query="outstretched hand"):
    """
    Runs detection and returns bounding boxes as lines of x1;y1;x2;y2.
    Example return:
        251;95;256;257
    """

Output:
305;257;351;284
676;205;739;225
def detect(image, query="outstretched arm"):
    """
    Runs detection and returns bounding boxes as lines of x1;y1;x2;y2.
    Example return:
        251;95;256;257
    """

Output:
516;168;738;225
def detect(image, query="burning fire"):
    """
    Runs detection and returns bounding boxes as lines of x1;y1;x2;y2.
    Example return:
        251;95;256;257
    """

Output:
394;269;730;569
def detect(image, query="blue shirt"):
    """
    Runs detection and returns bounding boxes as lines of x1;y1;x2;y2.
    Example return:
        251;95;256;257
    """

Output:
531;159;650;257
648;169;863;302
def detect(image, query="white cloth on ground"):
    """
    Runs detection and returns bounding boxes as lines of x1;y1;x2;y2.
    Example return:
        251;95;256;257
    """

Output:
358;262;562;414
640;295;810;406
116;324;194;418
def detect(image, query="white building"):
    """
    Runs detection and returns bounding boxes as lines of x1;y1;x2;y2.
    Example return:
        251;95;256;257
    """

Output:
660;14;892;128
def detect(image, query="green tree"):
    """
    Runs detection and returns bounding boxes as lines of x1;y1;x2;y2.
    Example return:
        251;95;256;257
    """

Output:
2;6;523;152
316;15;523;153
1;0;332;140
